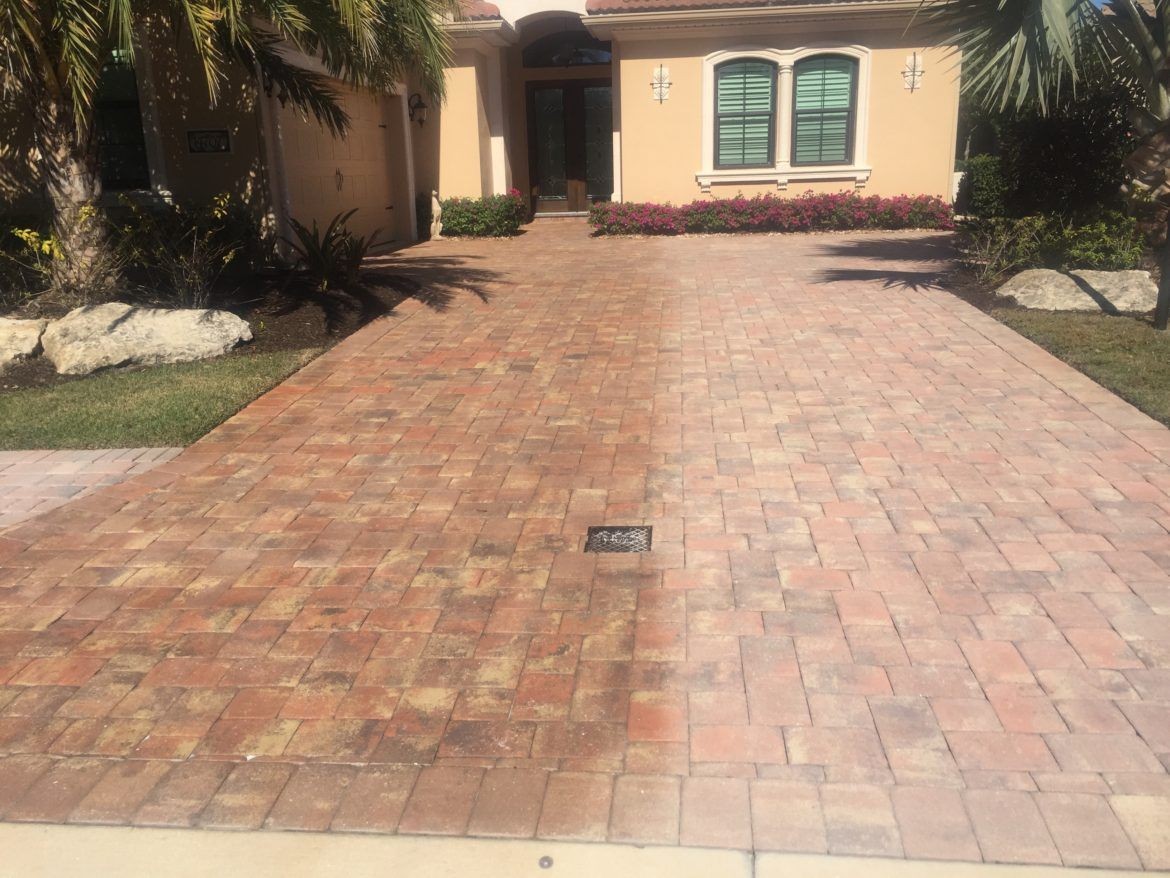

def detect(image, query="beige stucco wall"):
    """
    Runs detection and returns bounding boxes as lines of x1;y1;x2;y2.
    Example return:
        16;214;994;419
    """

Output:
438;50;495;198
616;35;958;203
434;18;960;207
144;26;270;210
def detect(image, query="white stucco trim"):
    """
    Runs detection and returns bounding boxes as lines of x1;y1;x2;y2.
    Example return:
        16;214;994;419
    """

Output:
696;44;872;193
611;39;622;202
131;31;171;200
395;86;420;242
485;49;512;194
256;84;294;259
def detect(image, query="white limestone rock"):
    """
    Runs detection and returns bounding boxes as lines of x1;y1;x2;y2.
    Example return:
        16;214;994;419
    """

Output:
997;269;1157;313
0;317;47;372
42;302;252;376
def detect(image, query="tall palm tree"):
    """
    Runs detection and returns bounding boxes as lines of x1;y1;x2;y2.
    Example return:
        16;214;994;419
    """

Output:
0;1;452;300
921;0;1170;328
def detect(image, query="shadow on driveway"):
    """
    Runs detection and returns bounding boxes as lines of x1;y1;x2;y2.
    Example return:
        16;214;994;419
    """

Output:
813;234;956;292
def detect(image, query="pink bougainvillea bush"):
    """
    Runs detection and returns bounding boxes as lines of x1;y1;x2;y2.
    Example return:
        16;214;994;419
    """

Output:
588;192;955;236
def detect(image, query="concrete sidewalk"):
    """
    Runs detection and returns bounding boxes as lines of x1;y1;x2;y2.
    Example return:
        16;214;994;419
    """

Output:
0;448;181;528
0;824;1152;878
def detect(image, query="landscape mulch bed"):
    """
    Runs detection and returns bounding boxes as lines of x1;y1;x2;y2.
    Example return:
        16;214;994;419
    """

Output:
0;266;415;393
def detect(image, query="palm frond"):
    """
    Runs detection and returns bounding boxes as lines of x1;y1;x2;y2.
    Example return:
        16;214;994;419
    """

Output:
918;0;1104;112
241;34;350;135
54;0;107;123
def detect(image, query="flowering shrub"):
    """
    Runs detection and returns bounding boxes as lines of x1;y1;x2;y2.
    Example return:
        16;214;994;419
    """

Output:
589;192;954;236
439;189;529;237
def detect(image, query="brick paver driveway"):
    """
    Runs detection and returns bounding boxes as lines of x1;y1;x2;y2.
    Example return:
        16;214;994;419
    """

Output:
2;223;1169;869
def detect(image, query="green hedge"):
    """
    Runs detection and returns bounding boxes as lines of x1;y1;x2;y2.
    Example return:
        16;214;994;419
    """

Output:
959;155;1009;219
437;189;529;237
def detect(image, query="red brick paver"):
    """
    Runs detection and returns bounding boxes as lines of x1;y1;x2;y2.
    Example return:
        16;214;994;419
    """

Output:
1;224;1169;868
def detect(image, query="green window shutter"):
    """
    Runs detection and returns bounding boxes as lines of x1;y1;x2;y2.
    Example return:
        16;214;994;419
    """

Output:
715;61;776;168
793;56;857;165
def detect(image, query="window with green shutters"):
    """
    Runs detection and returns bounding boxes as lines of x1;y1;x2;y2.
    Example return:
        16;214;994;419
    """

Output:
715;60;777;169
792;56;857;166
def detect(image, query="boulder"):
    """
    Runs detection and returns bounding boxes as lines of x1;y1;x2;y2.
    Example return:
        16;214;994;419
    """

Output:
42;302;252;376
0;317;48;372
996;269;1157;313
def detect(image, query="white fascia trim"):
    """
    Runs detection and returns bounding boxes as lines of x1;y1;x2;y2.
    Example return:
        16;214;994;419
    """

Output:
446;19;518;48
583;0;919;36
698;44;871;193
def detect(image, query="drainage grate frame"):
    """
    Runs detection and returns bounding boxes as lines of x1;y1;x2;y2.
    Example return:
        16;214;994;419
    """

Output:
584;525;652;553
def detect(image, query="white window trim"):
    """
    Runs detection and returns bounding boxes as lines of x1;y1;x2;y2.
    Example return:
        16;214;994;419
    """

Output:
697;45;872;193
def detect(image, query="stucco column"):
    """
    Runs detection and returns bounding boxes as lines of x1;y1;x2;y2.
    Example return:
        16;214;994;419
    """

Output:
132;27;171;198
611;39;622;202
485;48;511;195
776;63;794;170
438;51;489;199
391;88;419;242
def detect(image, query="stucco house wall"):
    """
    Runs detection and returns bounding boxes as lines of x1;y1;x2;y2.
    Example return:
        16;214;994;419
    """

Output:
1;33;419;247
435;0;961;210
615;38;958;203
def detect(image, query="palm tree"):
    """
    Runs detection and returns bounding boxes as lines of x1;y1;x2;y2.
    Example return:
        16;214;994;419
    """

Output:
0;1;452;301
921;0;1170;328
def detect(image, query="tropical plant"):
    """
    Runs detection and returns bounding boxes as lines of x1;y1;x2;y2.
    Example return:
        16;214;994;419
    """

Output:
0;1;452;304
117;193;261;308
284;209;382;290
958;212;1144;281
917;0;1170;327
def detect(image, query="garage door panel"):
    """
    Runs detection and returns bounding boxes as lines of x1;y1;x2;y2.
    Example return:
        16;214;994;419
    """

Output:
280;85;395;243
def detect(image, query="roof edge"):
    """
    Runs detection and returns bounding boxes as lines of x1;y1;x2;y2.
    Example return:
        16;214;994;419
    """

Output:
584;0;920;18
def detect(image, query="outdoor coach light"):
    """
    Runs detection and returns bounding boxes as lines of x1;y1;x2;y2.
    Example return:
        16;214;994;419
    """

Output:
408;93;428;125
902;52;925;92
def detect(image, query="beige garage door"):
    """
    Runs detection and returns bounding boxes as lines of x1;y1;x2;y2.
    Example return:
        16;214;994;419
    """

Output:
280;86;395;244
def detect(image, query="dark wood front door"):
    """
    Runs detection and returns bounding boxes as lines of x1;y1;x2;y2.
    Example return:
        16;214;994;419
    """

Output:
527;80;613;214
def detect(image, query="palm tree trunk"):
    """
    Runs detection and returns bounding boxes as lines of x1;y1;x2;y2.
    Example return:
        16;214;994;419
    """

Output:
39;100;118;302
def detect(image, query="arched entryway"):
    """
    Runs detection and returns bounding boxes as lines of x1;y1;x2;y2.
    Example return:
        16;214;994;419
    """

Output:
514;19;614;215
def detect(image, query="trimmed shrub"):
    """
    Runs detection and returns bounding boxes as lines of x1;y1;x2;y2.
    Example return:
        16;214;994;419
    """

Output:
439;189;528;237
959;154;1009;218
958;211;1144;281
588;192;954;236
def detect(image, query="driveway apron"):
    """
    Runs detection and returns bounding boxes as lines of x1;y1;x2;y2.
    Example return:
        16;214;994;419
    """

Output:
1;224;1168;869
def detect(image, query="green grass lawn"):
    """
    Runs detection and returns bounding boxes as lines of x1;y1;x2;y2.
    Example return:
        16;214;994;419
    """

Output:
995;308;1170;427
0;349;320;450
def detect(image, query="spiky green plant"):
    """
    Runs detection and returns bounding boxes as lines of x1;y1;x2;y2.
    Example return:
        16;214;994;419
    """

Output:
918;0;1170;327
0;1;452;302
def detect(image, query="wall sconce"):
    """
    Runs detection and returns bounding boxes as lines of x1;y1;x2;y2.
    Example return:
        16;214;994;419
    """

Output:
902;53;925;92
651;65;671;103
408;93;429;125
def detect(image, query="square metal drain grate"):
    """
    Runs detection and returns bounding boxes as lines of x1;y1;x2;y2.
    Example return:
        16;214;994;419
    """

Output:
584;525;652;553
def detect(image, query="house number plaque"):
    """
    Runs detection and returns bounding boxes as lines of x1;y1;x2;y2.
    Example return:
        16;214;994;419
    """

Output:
187;129;232;154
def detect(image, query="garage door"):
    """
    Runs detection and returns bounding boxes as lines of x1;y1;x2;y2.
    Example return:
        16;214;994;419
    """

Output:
280;86;395;244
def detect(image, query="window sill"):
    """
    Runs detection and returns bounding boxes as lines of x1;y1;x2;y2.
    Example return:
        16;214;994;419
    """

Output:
695;165;871;193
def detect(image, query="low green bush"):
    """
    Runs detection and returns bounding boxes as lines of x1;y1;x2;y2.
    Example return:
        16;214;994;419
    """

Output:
959;154;1009;218
439;189;528;237
958;211;1144;281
